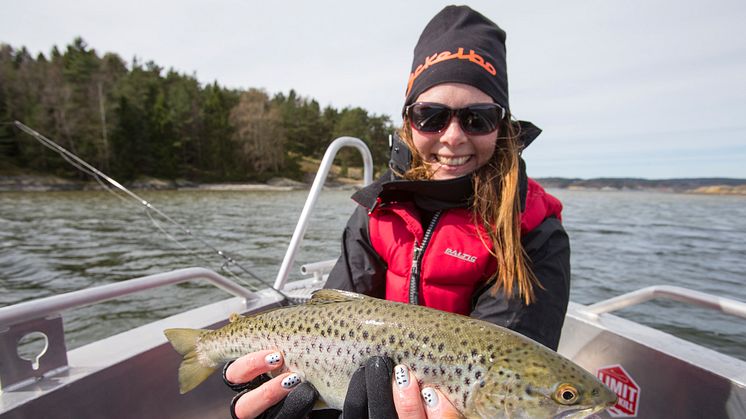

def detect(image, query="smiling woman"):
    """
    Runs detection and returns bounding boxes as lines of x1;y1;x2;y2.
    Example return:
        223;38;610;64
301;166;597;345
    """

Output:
225;5;571;419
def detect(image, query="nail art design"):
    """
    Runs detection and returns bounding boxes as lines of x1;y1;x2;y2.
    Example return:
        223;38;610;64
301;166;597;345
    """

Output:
281;374;301;389
422;387;439;408
395;365;410;388
265;352;281;366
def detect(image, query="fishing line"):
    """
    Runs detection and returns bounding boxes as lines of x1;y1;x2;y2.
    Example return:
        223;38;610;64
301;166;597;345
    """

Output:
12;120;290;300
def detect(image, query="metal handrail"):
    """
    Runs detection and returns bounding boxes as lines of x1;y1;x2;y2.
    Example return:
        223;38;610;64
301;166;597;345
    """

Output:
0;267;256;327
273;137;374;290
586;285;746;319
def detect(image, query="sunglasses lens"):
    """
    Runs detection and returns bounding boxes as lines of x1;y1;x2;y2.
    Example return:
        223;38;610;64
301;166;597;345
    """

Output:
409;104;451;133
408;103;502;134
459;106;500;134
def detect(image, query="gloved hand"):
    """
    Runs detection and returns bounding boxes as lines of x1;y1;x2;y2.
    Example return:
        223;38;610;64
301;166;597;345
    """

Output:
223;352;318;419
338;356;397;419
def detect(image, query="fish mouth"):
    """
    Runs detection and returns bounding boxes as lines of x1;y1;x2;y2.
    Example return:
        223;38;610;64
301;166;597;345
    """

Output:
552;404;610;419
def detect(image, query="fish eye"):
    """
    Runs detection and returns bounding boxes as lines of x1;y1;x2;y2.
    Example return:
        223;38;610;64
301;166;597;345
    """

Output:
554;384;579;405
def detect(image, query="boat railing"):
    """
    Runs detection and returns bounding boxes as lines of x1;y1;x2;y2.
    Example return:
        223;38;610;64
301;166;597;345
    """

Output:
273;136;374;290
586;285;746;319
0;267;255;392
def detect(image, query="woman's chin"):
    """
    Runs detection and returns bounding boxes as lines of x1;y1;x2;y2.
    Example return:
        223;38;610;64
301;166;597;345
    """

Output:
430;163;475;180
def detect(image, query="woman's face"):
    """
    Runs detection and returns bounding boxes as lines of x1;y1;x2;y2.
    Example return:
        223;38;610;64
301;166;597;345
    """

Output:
411;83;498;180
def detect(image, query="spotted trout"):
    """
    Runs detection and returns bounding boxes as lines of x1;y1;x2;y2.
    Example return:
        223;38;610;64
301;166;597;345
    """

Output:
164;290;616;418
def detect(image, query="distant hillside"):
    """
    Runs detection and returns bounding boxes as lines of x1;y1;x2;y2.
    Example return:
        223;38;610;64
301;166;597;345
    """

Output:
536;177;746;195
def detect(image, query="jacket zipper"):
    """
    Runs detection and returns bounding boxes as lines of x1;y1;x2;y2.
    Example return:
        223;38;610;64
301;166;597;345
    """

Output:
409;210;442;305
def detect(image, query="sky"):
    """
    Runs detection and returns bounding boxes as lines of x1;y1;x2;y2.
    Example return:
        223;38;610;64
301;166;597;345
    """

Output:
2;0;745;179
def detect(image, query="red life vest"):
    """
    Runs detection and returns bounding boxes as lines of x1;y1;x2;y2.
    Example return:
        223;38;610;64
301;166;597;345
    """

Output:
368;178;562;315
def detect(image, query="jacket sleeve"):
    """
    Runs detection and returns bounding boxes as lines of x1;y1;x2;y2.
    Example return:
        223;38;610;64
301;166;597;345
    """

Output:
469;217;571;350
324;205;387;298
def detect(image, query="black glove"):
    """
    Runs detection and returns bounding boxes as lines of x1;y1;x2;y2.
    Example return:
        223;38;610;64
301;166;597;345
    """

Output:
223;361;318;419
338;356;397;419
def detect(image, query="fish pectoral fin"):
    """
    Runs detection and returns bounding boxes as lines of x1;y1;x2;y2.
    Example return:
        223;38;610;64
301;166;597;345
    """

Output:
312;399;330;410
308;289;367;305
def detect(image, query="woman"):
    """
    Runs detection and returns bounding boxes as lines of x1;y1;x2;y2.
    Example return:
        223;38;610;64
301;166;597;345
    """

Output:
225;5;570;419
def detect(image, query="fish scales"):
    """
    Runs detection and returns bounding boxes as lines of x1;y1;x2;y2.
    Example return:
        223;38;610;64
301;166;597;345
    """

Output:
165;290;616;418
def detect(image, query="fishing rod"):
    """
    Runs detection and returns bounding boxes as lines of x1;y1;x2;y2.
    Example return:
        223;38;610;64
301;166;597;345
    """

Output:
12;120;290;300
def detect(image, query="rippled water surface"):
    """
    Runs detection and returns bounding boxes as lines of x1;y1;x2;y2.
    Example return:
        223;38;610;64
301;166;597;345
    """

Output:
1;188;745;360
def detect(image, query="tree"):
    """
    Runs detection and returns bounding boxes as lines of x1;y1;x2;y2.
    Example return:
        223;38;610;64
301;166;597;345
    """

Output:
229;89;286;174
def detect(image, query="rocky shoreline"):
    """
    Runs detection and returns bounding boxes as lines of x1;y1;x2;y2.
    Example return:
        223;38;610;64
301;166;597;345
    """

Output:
2;174;745;195
0;175;361;192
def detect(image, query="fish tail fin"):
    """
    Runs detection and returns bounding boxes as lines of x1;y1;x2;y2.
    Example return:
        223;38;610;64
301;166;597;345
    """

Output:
164;328;216;394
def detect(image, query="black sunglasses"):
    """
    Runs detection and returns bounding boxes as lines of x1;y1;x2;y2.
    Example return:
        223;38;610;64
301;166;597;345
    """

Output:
404;102;506;135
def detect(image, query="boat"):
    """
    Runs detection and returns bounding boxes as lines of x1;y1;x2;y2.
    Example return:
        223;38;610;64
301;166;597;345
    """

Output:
1;138;745;418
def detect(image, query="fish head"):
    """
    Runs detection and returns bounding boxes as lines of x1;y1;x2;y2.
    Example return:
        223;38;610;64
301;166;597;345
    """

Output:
466;348;617;419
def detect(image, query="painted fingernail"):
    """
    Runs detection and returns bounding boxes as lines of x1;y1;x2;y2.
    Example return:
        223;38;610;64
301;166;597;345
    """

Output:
394;365;410;388
422;387;439;408
281;373;301;389
265;352;281;366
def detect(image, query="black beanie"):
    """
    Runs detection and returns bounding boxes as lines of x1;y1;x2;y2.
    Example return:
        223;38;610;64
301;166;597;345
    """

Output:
404;5;509;111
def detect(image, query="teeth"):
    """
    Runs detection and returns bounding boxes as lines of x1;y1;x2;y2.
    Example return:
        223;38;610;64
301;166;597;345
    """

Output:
435;155;470;166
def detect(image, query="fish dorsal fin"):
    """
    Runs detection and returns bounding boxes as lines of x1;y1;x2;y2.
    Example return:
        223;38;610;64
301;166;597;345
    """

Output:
308;289;367;305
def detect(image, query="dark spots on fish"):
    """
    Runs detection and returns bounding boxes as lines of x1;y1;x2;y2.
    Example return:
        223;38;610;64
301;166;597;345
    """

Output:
362;331;369;339
525;385;533;396
460;339;468;346
422;336;430;344
454;327;460;333
341;334;346;341
447;385;453;393
480;380;486;388
320;330;325;337
479;357;486;365
487;344;494;351
314;323;319;329
349;330;355;338
515;373;521;380
498;371;504;376
396;355;403;363
339;320;346;327
334;329;339;337
403;350;410;358
327;326;332;335
389;335;396;344
437;343;445;352
467;364;473;372
455;367;462;376
475;371;482;379
408;332;415;339
366;308;372;315
464;377;470;385
423;366;430;375
326;380;331;387
471;349;478;357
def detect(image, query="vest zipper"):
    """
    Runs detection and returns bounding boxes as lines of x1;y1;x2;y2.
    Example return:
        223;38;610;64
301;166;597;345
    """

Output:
409;210;442;305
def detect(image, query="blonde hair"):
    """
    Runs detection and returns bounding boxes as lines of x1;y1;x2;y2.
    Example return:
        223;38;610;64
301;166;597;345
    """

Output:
397;118;539;304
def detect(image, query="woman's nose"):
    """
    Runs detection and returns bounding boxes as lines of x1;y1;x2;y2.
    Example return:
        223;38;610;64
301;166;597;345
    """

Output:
439;116;467;146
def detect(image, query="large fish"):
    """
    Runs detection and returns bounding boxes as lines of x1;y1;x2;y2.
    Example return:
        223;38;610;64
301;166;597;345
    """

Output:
164;290;616;418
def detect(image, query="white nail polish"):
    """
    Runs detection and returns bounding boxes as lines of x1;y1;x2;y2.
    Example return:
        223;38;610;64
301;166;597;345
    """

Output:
395;365;410;388
265;352;281;366
422;387;438;408
281;373;301;389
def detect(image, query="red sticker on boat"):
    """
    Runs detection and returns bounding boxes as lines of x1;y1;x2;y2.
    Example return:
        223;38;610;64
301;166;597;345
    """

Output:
597;364;641;417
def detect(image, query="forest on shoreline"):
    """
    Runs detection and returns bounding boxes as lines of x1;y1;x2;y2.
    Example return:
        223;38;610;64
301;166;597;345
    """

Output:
0;38;394;182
